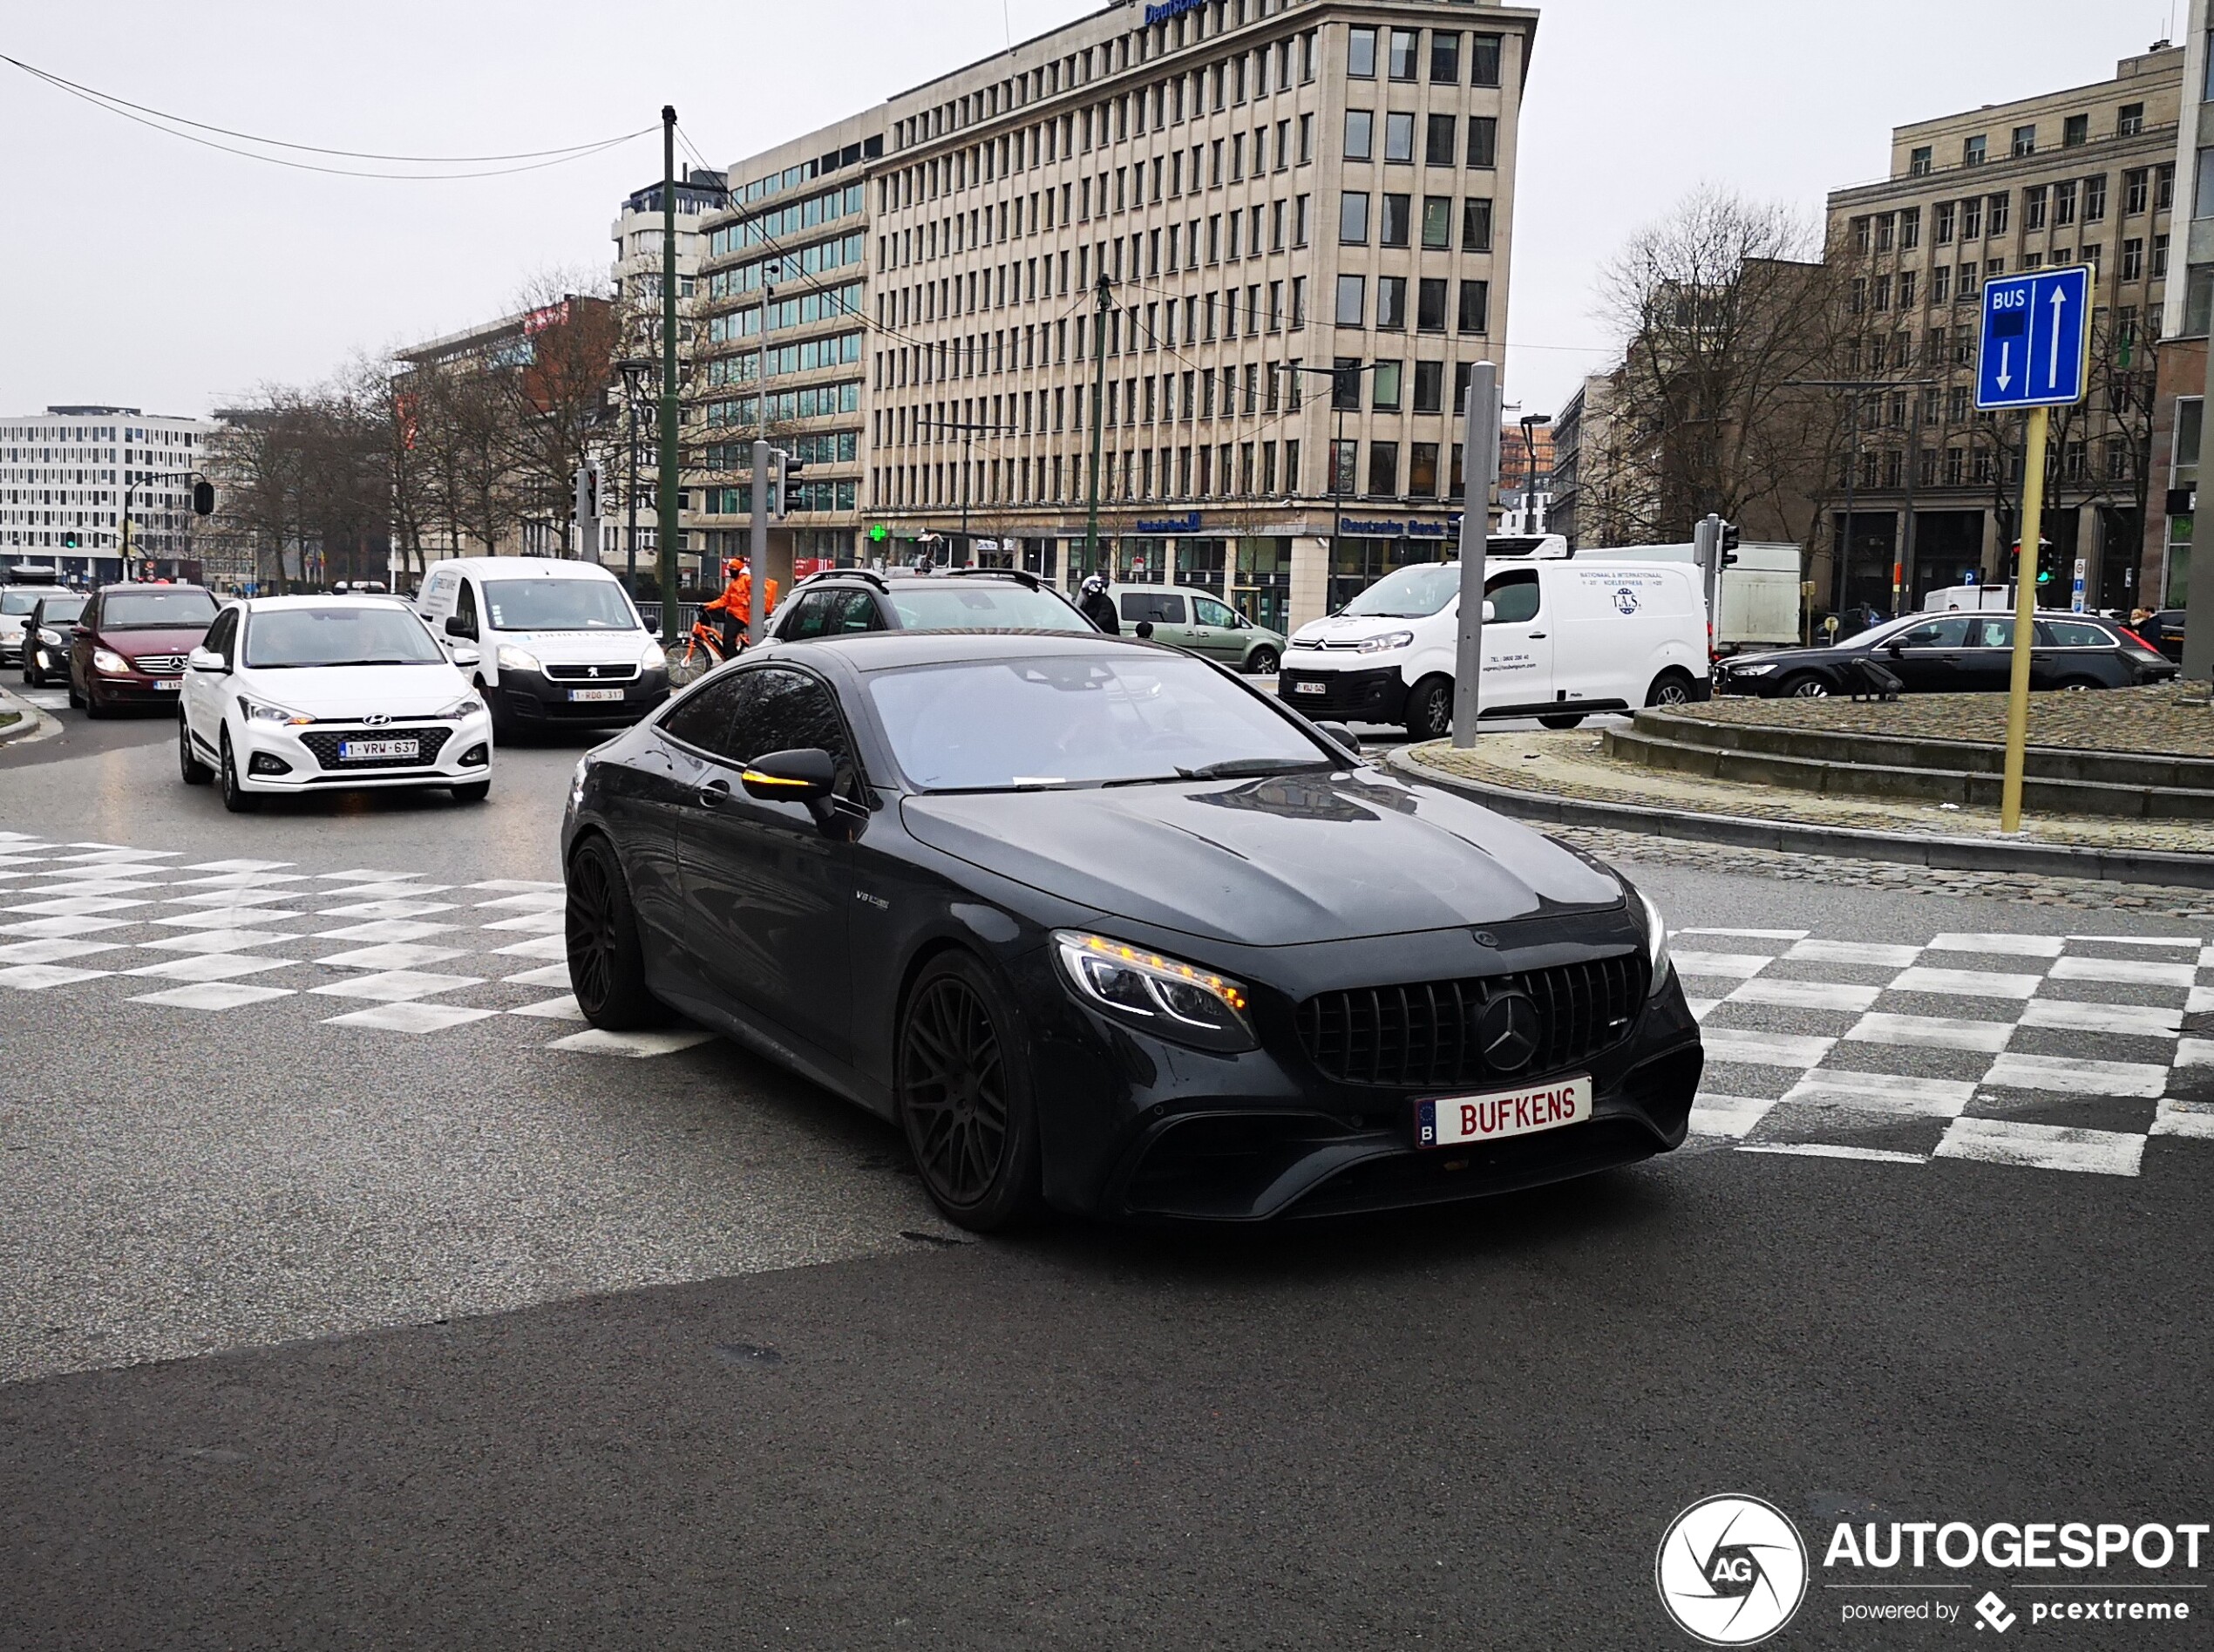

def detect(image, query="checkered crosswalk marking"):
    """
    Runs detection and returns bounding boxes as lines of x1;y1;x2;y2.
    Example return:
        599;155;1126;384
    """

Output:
1678;924;2214;1179
0;830;683;1057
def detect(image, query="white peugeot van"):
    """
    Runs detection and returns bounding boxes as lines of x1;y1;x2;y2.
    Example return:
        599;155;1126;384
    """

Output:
1278;554;1709;738
414;558;669;737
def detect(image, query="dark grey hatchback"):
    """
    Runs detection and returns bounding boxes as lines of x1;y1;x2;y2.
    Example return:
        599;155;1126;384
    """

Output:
1718;610;2176;697
560;631;1701;1230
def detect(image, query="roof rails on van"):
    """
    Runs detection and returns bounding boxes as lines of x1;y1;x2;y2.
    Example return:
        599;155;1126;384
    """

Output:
946;567;1042;591
792;566;892;594
1483;534;1573;559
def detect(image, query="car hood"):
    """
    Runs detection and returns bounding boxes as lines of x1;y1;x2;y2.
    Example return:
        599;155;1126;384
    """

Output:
492;629;652;663
900;769;1623;948
1290;610;1448;647
99;626;211;657
236;663;472;714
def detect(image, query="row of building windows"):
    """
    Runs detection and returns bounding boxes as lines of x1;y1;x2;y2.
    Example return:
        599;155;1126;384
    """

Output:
1343;110;1498;168
1907;103;2149;173
877;436;1314;511
1844;305;2151;377
1335;273;1490;334
1345;25;1504;87
1340;193;1492;250
702;479;860;514
706;382;864;427
1849;236;2165;314
707;282;866;341
699;430;861;470
708;182;867;256
705;233;866;301
1849;167;2172;256
1836;438;2128;489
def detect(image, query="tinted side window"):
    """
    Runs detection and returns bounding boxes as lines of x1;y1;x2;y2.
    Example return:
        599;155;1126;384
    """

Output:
1119;591;1187;624
1969;617;2015;648
725;667;852;769
826;590;886;633
455;580;479;634
1897;617;1969;649
782;590;839;640
1484;568;1540;624
2041;620;2110;648
659;675;744;751
205;608;241;660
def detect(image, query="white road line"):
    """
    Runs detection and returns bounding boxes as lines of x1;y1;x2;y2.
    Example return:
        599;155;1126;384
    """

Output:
1672;951;1774;979
1843;1012;2014;1053
1688;1095;1780;1138
1926;933;2067;957
2064;934;2202;948
1788;939;1925;968
0;963;111;990
547;1027;717;1057
1981;1051;2171;1098
1737;1143;1928;1165
2;896;151;916
1680;928;1808;941
311;918;458;943
1781;1069;1978;1116
1699;1028;1836;1069
1683;998;1720;1021
2151;1100;2214;1140
161;887;300;908
507;994;586;1021
126;982;296;1010
480;911;565;935
2017;1000;2183;1038
125;954;299;982
306;969;485;1003
0;938;126;964
313;942;471;971
0;915;138;938
322;1002;499;1034
181;859;297;873
502;962;574;987
153;908;305;931
137;928;297;954
2190;986;2214;1015
2048;955;2198;989
1724;978;1884;1013
2177;1038;2214;1069
1934;1117;2146;1176
492;934;569;961
314;899;457;920
1889;966;2044;999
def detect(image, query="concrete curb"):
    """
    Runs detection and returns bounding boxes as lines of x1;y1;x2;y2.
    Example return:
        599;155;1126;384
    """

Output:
1385;744;2214;892
0;683;63;747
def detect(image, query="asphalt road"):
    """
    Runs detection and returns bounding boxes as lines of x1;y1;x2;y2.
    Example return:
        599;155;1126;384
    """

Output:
2;693;2209;1650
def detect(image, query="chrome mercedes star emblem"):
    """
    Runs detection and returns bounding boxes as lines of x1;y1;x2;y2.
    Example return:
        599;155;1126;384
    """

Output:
1477;990;1540;1073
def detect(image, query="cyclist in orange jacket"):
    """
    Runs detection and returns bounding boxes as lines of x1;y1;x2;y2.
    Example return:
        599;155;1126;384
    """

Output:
703;558;778;654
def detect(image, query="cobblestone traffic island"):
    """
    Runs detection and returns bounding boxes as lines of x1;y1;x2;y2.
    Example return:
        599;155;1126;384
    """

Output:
1670;683;2214;758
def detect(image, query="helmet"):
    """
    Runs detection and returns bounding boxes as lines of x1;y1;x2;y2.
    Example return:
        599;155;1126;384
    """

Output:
1081;571;1108;595
724;558;745;577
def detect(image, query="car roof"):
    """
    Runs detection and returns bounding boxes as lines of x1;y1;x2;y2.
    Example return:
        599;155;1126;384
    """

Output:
769;628;1164;673
234;594;422;612
420;557;620;581
93;581;212;595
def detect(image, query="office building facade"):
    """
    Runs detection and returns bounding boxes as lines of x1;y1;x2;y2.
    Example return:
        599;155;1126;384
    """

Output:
0;406;212;582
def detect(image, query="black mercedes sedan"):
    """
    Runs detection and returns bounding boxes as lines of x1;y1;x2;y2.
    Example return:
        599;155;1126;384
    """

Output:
1716;609;2176;697
560;631;1701;1230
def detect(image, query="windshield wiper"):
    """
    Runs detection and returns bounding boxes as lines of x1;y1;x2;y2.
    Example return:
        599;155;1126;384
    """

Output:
1174;758;1338;781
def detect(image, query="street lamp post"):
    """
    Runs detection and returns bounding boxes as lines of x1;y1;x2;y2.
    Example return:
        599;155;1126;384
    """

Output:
1518;412;1551;532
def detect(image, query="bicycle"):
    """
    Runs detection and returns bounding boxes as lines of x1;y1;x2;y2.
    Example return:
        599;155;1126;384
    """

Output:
668;619;731;687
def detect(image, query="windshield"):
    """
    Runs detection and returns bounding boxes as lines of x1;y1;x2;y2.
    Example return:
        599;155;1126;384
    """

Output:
1341;562;1458;618
886;585;1093;632
3;588;58;615
32;596;84;624
100;589;218;630
244;605;446;669
482;578;638;632
867;654;1329;792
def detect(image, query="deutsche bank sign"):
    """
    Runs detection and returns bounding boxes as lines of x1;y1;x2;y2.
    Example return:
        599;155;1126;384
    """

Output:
1975;266;2089;411
1144;0;1205;24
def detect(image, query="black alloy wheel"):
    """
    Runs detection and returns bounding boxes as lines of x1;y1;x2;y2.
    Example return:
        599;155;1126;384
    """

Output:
178;715;212;785
1246;644;1280;676
564;835;668;1029
219;731;260;813
1403;675;1453;740
898;954;1040;1232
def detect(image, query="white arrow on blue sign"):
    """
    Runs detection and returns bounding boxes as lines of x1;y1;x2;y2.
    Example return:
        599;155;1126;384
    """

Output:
1975;265;2090;411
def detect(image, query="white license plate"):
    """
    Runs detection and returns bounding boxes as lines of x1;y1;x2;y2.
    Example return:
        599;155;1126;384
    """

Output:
338;738;418;761
153;678;181;691
1416;1076;1592;1149
1293;680;1327;696
568;687;625;703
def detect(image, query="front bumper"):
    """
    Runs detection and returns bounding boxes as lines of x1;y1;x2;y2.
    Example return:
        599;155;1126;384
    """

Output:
231;711;495;792
88;669;186;704
1276;662;1408;723
1009;931;1703;1222
494;663;669;726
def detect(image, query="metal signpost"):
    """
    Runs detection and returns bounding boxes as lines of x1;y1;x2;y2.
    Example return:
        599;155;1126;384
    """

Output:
1451;362;1500;748
1974;265;2090;833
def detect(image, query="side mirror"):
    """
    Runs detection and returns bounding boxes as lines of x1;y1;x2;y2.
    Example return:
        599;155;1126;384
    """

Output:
444;615;476;640
450;646;480;669
1314;721;1361;757
187;645;225;672
1135;620;1156;640
1482;600;1497;622
741;746;837;808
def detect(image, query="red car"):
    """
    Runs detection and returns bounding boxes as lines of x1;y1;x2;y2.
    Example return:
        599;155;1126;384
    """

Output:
67;582;221;717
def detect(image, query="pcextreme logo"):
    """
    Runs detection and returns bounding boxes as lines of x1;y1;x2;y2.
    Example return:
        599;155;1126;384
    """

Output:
1656;1494;1810;1645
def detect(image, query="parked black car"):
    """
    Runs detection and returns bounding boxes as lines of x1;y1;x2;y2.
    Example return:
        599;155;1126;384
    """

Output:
1716;610;2177;697
19;592;86;687
767;568;1097;642
560;630;1701;1231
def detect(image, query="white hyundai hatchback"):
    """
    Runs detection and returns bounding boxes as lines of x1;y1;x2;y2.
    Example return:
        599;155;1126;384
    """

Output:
179;595;494;812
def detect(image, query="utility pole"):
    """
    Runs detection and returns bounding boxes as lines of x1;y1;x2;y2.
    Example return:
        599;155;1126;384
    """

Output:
1451;361;1499;748
655;105;681;646
1898;391;1921;614
2186;294;2214;682
1082;271;1112;582
921;415;1018;561
750;437;770;645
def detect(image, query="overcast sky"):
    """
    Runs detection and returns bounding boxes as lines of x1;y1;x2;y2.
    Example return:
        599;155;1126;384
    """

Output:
0;0;2174;423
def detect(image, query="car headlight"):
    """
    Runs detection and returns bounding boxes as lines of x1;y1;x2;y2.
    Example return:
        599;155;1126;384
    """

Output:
1729;662;1776;676
92;647;130;675
497;644;541;674
1355;629;1415;654
1053;928;1256;1053
38;627;63;646
1630;886;1673;996
435;696;486;720
640;640;666;670
237;694;312;726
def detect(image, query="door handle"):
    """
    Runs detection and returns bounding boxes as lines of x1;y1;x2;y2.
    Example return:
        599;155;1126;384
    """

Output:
698;778;732;808
1526;631;1548;640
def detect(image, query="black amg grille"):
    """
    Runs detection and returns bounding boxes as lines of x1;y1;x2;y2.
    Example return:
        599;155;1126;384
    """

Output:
299;727;453;772
1294;955;1647;1089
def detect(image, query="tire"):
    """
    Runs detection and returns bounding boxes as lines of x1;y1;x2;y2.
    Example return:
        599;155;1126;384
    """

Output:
1245;644;1280;676
83;683;109;719
2055;676;2102;692
219;732;261;813
897;950;1042;1234
1402;674;1455;740
565;833;670;1030
1782;673;1831;699
1538;712;1585;730
178;716;212;785
1645;669;1699;709
451;779;491;803
65;671;82;709
484;680;518;742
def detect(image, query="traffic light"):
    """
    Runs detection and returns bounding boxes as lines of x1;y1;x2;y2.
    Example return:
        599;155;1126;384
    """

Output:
771;452;805;521
191;479;215;516
62;532;79;549
1720;520;1741;567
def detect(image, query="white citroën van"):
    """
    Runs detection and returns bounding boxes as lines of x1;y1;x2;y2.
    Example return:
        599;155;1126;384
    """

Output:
1276;549;1710;738
414;558;669;737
